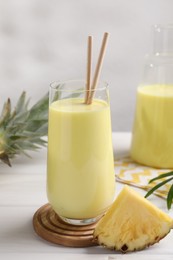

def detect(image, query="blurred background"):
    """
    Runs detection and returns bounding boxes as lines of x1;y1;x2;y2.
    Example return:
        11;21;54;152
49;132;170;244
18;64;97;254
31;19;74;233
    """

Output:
0;0;173;131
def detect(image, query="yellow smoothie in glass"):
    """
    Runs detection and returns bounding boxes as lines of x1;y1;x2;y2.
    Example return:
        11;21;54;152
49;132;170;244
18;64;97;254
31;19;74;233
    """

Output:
47;98;115;219
131;84;173;168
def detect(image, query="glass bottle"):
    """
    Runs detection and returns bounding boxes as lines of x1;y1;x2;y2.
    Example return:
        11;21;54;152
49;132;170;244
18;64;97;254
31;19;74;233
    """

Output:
130;24;173;168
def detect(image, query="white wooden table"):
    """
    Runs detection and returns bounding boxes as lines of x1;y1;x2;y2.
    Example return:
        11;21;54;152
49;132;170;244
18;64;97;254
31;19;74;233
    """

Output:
0;133;173;260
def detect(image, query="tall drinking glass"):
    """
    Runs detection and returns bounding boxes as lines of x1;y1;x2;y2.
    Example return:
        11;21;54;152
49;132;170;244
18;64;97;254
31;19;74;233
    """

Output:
47;80;115;225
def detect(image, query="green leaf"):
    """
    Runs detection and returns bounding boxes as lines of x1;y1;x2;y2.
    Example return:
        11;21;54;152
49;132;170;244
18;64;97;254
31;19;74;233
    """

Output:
28;93;49;121
33;123;48;135
62;89;83;100
145;176;173;198
25;119;48;132
15;92;27;114
167;184;173;210
13;144;33;157
0;152;11;167
0;99;11;127
52;89;60;102
148;171;173;183
8;111;30;129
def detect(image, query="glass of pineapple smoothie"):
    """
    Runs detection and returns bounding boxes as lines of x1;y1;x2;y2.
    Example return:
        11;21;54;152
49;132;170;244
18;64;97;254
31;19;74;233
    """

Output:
47;80;115;225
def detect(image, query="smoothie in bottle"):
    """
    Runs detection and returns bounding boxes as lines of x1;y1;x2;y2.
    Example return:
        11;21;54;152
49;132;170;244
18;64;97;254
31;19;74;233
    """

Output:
131;84;173;168
131;25;173;168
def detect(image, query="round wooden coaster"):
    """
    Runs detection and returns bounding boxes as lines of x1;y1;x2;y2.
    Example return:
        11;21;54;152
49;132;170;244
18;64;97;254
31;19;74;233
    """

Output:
33;203;98;247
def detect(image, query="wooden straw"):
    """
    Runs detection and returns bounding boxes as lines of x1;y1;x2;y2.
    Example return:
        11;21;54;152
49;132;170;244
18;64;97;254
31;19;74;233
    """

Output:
84;36;92;104
87;32;109;104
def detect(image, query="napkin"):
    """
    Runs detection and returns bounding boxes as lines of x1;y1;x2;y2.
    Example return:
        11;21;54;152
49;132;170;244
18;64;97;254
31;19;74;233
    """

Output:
114;156;172;199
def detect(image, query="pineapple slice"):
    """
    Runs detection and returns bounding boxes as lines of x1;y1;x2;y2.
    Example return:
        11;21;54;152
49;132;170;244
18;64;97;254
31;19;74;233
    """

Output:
94;185;173;252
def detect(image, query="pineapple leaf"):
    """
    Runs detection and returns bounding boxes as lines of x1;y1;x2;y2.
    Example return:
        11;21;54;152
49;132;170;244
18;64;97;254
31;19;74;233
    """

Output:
15;92;28;114
145;177;173;198
145;173;173;209
148;171;173;183
0;91;49;166
0;152;11;167
0;99;11;127
25;119;48;132
63;91;82;100
7;112;30;131
167;184;173;210
28;93;49;121
13;144;33;158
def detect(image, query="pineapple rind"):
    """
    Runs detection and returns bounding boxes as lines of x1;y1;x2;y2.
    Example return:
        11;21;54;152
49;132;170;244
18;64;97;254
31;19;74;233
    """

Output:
94;185;173;252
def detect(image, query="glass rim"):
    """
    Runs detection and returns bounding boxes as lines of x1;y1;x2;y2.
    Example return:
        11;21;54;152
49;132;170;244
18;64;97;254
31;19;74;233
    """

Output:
50;79;109;92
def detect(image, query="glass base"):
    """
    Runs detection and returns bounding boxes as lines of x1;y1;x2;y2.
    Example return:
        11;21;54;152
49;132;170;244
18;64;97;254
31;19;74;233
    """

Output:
59;215;102;226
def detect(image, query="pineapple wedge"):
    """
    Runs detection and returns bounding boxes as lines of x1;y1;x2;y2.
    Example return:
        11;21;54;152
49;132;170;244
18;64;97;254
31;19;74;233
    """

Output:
94;185;173;253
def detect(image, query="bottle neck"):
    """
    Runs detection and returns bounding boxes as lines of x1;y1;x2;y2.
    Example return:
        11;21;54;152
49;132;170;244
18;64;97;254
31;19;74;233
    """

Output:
153;24;173;55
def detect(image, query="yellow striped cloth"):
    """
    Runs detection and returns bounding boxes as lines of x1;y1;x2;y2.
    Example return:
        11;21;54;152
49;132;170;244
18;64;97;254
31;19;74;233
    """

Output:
114;157;172;199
